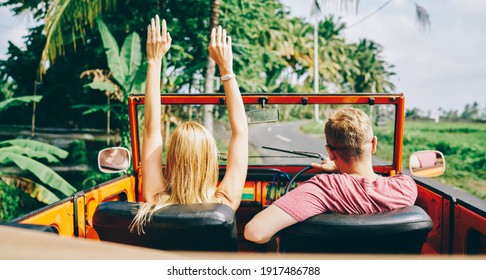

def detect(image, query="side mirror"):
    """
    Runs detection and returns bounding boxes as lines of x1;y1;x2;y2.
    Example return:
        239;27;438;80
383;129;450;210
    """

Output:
246;109;279;124
409;150;445;177
98;147;131;173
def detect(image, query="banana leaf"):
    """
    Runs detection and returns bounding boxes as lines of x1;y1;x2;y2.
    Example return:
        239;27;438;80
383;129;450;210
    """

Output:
121;32;142;80
0;175;60;204
0;152;76;197
96;17;128;91
0;96;42;112
0;146;60;164
72;104;110;115
0;139;68;159
130;60;147;94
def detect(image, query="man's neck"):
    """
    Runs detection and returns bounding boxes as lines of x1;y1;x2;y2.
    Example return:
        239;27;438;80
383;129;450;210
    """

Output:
336;158;379;182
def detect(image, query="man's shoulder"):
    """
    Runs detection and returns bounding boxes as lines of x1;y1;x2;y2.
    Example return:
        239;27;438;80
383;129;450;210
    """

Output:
380;173;417;189
310;173;359;187
388;173;414;182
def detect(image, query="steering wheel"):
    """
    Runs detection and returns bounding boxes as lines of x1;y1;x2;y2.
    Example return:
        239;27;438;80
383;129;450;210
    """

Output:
260;146;325;195
284;166;313;194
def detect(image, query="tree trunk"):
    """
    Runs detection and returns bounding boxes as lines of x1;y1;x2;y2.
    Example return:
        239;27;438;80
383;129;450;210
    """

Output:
202;0;220;133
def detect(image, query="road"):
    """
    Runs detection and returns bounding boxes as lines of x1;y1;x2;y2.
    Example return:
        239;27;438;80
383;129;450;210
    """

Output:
248;120;389;166
248;120;327;165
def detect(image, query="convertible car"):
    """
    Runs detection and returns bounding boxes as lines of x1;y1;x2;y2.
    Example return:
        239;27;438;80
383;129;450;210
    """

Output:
2;93;485;257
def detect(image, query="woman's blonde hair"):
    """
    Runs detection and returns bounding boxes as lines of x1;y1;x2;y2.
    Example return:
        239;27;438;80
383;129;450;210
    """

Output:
325;107;374;163
130;121;220;233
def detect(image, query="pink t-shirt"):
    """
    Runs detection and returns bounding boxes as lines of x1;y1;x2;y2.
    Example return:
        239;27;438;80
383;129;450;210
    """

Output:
273;173;418;222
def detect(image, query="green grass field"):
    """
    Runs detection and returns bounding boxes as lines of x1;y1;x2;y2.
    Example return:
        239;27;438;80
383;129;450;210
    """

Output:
301;120;486;200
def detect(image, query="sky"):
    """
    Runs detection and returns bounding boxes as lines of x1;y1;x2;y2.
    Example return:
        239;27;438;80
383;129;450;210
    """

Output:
0;0;485;112
279;0;486;112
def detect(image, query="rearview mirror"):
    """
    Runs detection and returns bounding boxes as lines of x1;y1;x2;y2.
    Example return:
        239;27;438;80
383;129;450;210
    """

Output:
246;109;279;124
98;147;131;173
409;150;445;177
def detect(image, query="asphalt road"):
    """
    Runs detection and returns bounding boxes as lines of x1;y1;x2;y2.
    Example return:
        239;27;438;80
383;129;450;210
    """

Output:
248;120;327;165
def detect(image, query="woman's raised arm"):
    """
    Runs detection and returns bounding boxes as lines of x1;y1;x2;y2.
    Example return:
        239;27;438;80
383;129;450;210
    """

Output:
209;26;248;211
141;15;172;203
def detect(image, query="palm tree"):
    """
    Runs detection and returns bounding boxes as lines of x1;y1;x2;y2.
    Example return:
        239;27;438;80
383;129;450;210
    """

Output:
39;0;118;75
309;0;430;120
345;39;396;93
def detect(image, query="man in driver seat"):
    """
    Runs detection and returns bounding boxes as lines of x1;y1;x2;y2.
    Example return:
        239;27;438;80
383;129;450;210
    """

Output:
244;107;417;244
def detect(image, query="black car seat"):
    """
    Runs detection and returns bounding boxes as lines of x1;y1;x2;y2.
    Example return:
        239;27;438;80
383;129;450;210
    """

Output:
92;201;237;252
278;205;433;254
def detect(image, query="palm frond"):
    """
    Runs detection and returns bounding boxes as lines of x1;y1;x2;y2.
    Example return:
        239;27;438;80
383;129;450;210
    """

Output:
414;3;431;31
314;0;359;16
40;0;118;75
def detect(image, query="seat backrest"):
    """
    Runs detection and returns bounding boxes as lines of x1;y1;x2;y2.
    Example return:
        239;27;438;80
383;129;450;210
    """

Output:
278;205;433;254
92;201;237;252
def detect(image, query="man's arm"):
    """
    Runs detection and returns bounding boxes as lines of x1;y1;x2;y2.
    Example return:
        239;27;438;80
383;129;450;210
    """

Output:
244;204;298;244
311;156;339;173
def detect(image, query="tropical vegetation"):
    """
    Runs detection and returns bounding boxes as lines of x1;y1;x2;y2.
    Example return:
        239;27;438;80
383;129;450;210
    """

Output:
0;0;435;219
0;96;76;220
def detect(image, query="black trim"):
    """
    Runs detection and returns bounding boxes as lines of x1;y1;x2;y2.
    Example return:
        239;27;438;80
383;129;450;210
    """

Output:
12;195;73;223
219;167;317;181
72;191;85;237
0;222;58;234
133;103;141;202
258;97;269;106
457;198;486;218
448;196;455;255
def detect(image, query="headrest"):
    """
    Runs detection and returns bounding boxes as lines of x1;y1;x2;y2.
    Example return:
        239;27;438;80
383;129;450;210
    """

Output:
279;206;433;253
93;201;237;251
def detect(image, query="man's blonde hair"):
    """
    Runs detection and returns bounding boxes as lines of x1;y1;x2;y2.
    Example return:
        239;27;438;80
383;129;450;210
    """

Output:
131;121;220;233
325;107;374;163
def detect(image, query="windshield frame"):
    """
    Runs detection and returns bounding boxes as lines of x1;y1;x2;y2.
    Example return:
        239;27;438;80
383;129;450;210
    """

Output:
128;93;405;175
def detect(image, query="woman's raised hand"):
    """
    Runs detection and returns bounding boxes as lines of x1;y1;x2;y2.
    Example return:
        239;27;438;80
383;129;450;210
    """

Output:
208;25;233;76
146;15;172;64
